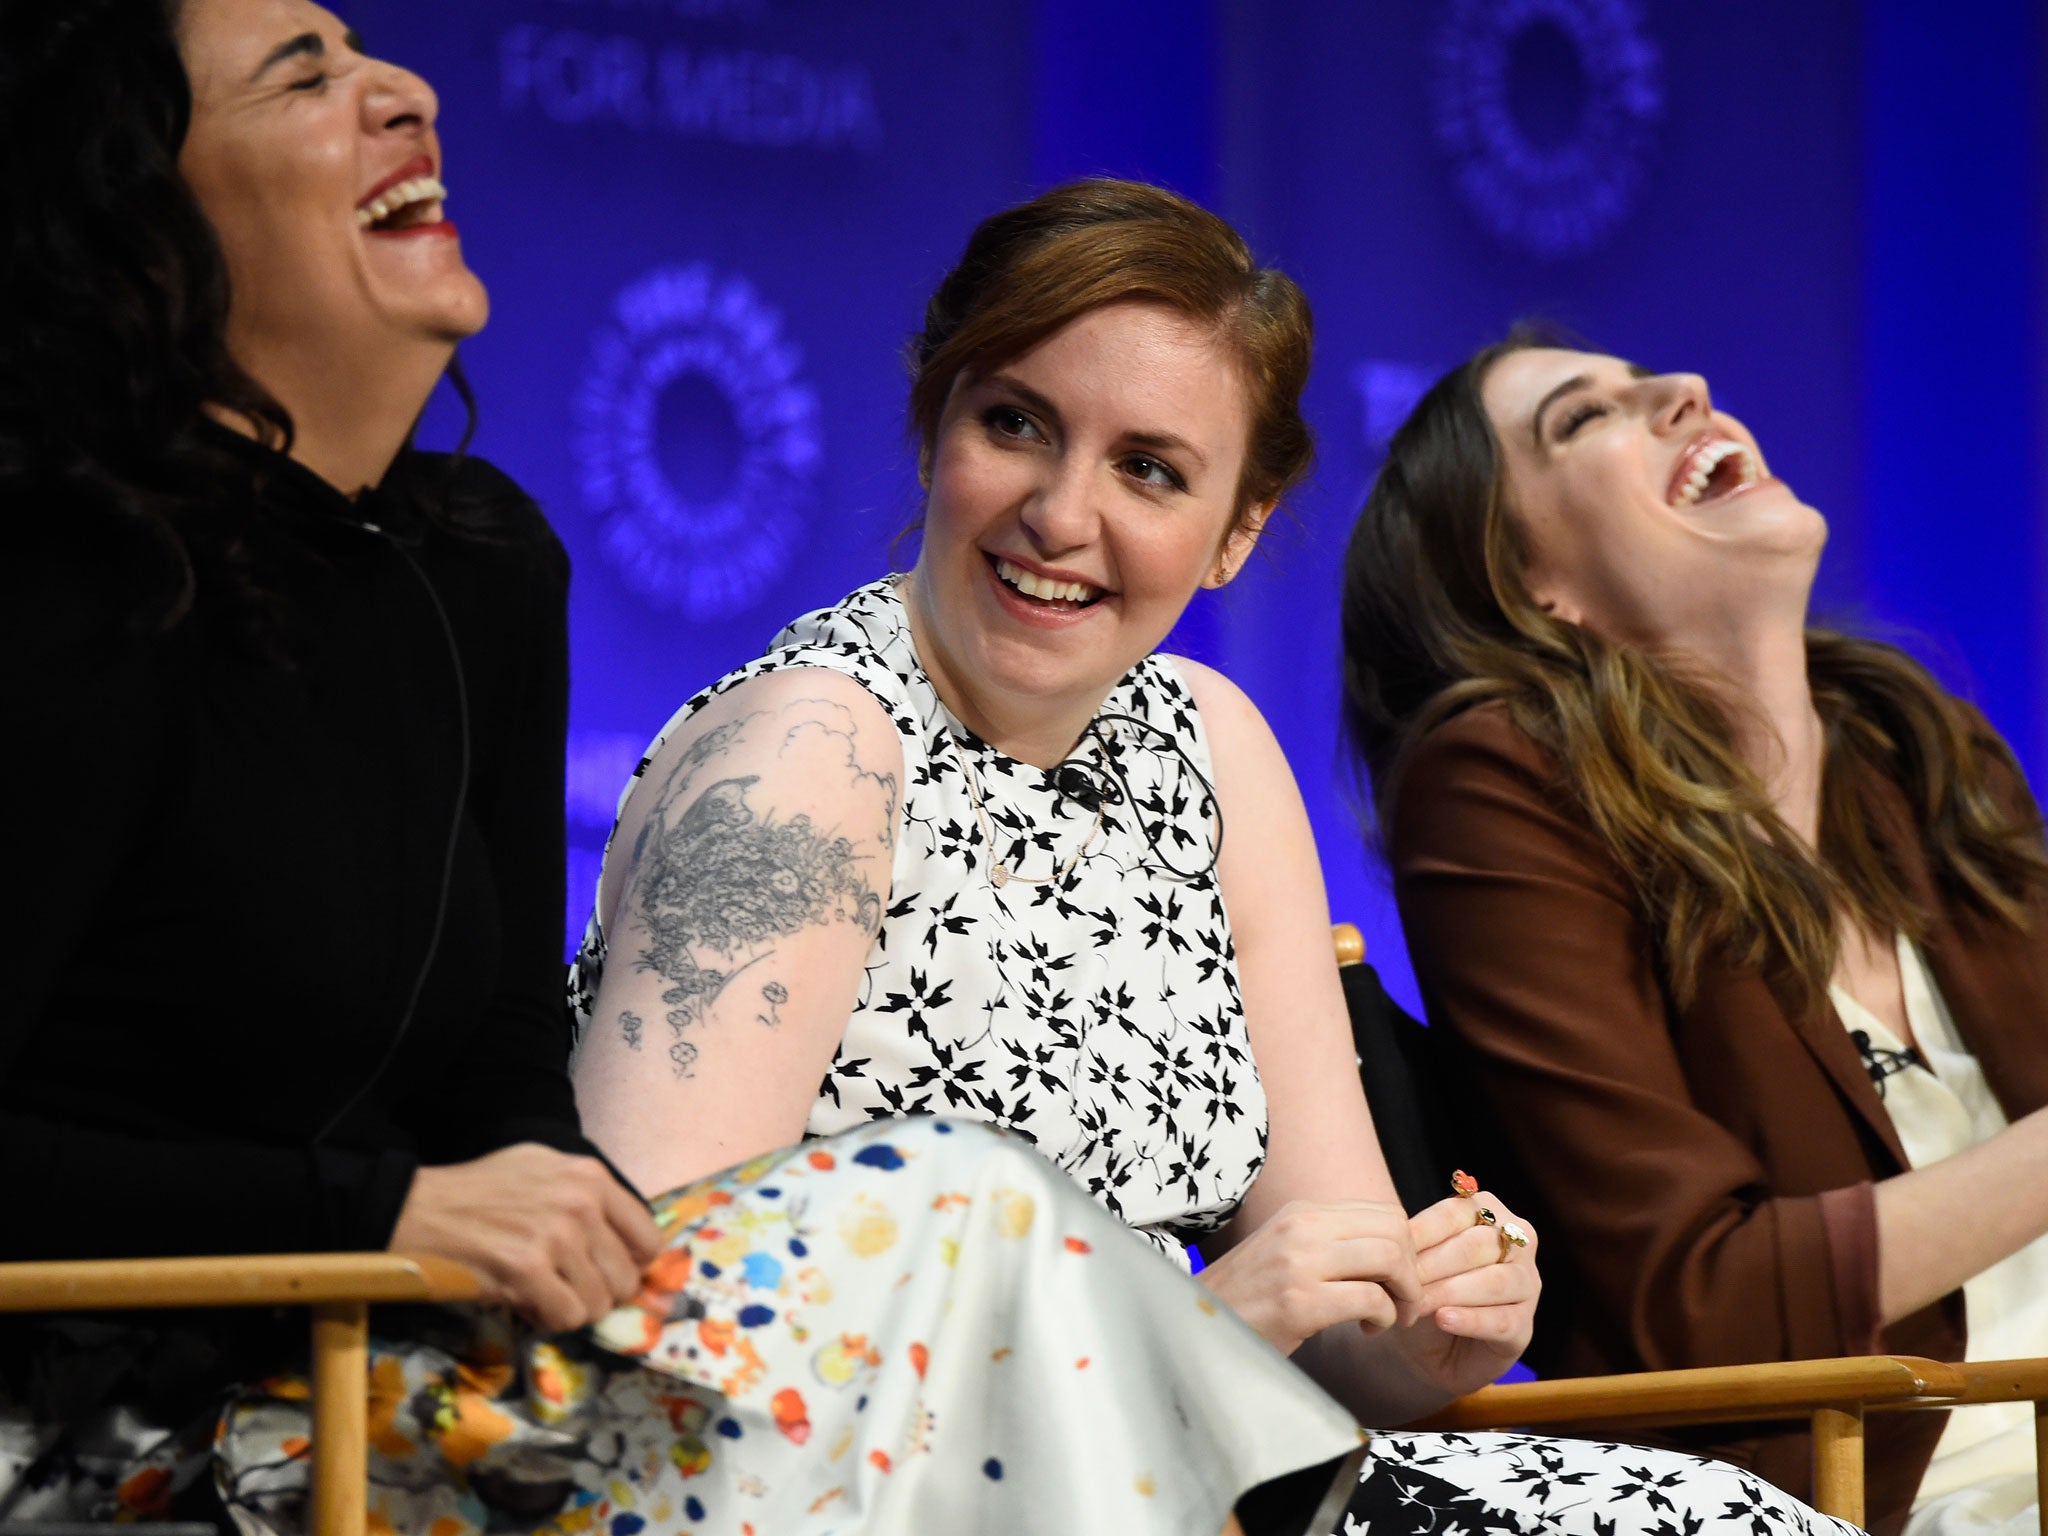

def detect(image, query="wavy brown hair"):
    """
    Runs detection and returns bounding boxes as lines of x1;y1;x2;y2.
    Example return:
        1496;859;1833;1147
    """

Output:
1342;330;2047;1018
908;178;1315;532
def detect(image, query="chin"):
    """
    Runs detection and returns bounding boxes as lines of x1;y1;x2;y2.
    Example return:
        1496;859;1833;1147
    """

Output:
420;277;491;342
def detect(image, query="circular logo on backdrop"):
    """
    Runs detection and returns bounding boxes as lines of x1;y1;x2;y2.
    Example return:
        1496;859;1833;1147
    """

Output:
575;264;821;619
1431;0;1664;260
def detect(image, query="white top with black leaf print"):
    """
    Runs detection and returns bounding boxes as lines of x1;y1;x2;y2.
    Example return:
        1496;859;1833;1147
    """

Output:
571;579;1268;1262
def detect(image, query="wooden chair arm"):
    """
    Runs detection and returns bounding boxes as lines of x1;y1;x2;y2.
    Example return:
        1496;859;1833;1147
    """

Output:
1913;1356;2048;1407
1402;1354;1966;1433
0;1252;483;1312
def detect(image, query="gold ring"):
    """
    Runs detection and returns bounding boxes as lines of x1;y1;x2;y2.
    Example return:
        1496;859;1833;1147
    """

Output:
1474;1206;1499;1229
1496;1219;1530;1263
1452;1170;1480;1199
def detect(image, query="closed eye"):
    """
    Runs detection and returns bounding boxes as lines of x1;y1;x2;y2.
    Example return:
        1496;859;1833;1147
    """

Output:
286;70;328;92
1120;453;1186;492
1556;401;1608;440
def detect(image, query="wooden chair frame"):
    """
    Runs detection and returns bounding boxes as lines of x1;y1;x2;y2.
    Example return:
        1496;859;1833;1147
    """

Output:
0;932;2035;1533
0;1253;479;1535
1337;921;2048;1526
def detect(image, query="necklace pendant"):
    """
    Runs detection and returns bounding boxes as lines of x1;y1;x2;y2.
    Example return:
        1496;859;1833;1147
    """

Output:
991;864;1010;888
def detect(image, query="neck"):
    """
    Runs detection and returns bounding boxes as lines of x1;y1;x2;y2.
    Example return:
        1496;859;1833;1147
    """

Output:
901;579;1101;770
225;329;453;497
1680;612;1826;844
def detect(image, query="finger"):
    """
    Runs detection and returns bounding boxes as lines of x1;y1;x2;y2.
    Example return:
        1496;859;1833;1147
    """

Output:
585;1225;644;1309
1420;1257;1540;1314
1432;1299;1533;1345
598;1173;666;1264
496;1247;589;1335
1408;1194;1484;1251
1321;1234;1425;1314
545;1231;618;1330
1415;1220;1510;1285
1303;1278;1400;1335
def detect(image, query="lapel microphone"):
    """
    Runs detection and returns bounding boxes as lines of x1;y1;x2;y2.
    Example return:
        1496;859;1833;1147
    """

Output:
1052;762;1110;812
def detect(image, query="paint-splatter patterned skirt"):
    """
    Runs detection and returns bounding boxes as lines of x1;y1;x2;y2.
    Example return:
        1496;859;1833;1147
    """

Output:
216;1117;1366;1535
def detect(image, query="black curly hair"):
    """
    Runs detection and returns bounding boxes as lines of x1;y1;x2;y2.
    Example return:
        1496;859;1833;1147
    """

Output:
0;0;301;633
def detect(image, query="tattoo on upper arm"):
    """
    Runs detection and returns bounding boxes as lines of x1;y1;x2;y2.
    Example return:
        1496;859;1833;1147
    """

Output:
619;693;896;1079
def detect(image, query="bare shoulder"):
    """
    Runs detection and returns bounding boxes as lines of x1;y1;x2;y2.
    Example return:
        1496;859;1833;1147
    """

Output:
1161;653;1284;770
601;666;905;930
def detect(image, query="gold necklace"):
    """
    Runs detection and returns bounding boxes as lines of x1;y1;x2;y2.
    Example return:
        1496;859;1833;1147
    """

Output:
954;738;1104;889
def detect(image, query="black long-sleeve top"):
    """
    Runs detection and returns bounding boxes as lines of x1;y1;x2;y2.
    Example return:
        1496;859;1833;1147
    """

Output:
3;431;601;1261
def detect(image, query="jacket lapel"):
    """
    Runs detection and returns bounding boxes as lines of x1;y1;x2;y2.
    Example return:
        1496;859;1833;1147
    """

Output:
1857;760;2048;1127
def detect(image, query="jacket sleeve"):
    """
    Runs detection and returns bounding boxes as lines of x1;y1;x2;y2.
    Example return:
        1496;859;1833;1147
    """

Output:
1388;705;1881;1366
1;537;418;1259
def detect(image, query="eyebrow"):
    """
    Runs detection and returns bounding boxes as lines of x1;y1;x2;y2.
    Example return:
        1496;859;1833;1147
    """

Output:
250;28;365;82
1529;363;1653;447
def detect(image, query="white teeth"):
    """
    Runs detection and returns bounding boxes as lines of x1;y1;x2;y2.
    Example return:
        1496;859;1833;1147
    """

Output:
354;175;448;228
1672;438;1758;507
994;557;1102;605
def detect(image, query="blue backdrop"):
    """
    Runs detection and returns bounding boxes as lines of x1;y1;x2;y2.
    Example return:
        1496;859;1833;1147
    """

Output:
352;0;2047;1013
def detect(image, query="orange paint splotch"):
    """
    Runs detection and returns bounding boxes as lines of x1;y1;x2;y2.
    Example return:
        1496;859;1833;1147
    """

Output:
1064;1236;1092;1254
909;1342;929;1380
808;1150;836;1171
772;1387;811;1445
869;1449;893;1473
435;1393;517;1469
115;1466;172;1517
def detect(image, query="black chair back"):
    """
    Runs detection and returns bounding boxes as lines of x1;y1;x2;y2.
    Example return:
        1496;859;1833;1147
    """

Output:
1340;959;1460;1216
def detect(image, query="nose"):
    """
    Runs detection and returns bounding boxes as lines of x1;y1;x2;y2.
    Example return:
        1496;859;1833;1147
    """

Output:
1641;372;1712;434
362;59;438;136
1017;456;1100;555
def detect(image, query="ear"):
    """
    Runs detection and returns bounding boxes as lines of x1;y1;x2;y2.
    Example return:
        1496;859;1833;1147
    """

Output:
1202;500;1273;589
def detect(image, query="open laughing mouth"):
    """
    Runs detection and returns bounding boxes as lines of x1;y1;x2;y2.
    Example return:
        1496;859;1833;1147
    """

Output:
986;553;1109;612
355;157;451;235
1668;434;1764;508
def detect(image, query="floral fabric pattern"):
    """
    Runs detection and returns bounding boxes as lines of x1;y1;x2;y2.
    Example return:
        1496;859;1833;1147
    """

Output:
568;579;1266;1260
1346;1431;1864;1536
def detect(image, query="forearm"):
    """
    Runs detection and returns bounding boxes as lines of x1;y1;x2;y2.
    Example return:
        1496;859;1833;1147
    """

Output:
1876;1102;2048;1322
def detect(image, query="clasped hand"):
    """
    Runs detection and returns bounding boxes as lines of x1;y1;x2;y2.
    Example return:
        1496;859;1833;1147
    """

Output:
1198;1189;1539;1395
389;1142;665;1333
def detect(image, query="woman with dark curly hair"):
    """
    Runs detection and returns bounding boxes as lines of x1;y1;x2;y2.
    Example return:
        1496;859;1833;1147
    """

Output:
1;0;660;1519
1342;332;2048;1536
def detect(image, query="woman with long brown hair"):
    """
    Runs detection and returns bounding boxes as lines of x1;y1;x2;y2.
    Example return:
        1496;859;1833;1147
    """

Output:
1342;331;2048;1536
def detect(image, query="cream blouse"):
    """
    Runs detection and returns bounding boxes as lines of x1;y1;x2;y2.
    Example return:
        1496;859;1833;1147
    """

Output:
1830;934;2048;1520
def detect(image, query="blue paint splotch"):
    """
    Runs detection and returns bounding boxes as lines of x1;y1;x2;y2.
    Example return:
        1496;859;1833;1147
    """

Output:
852;1144;906;1171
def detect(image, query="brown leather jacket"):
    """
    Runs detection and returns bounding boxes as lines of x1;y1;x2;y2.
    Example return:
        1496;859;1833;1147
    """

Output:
1388;701;2048;1536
